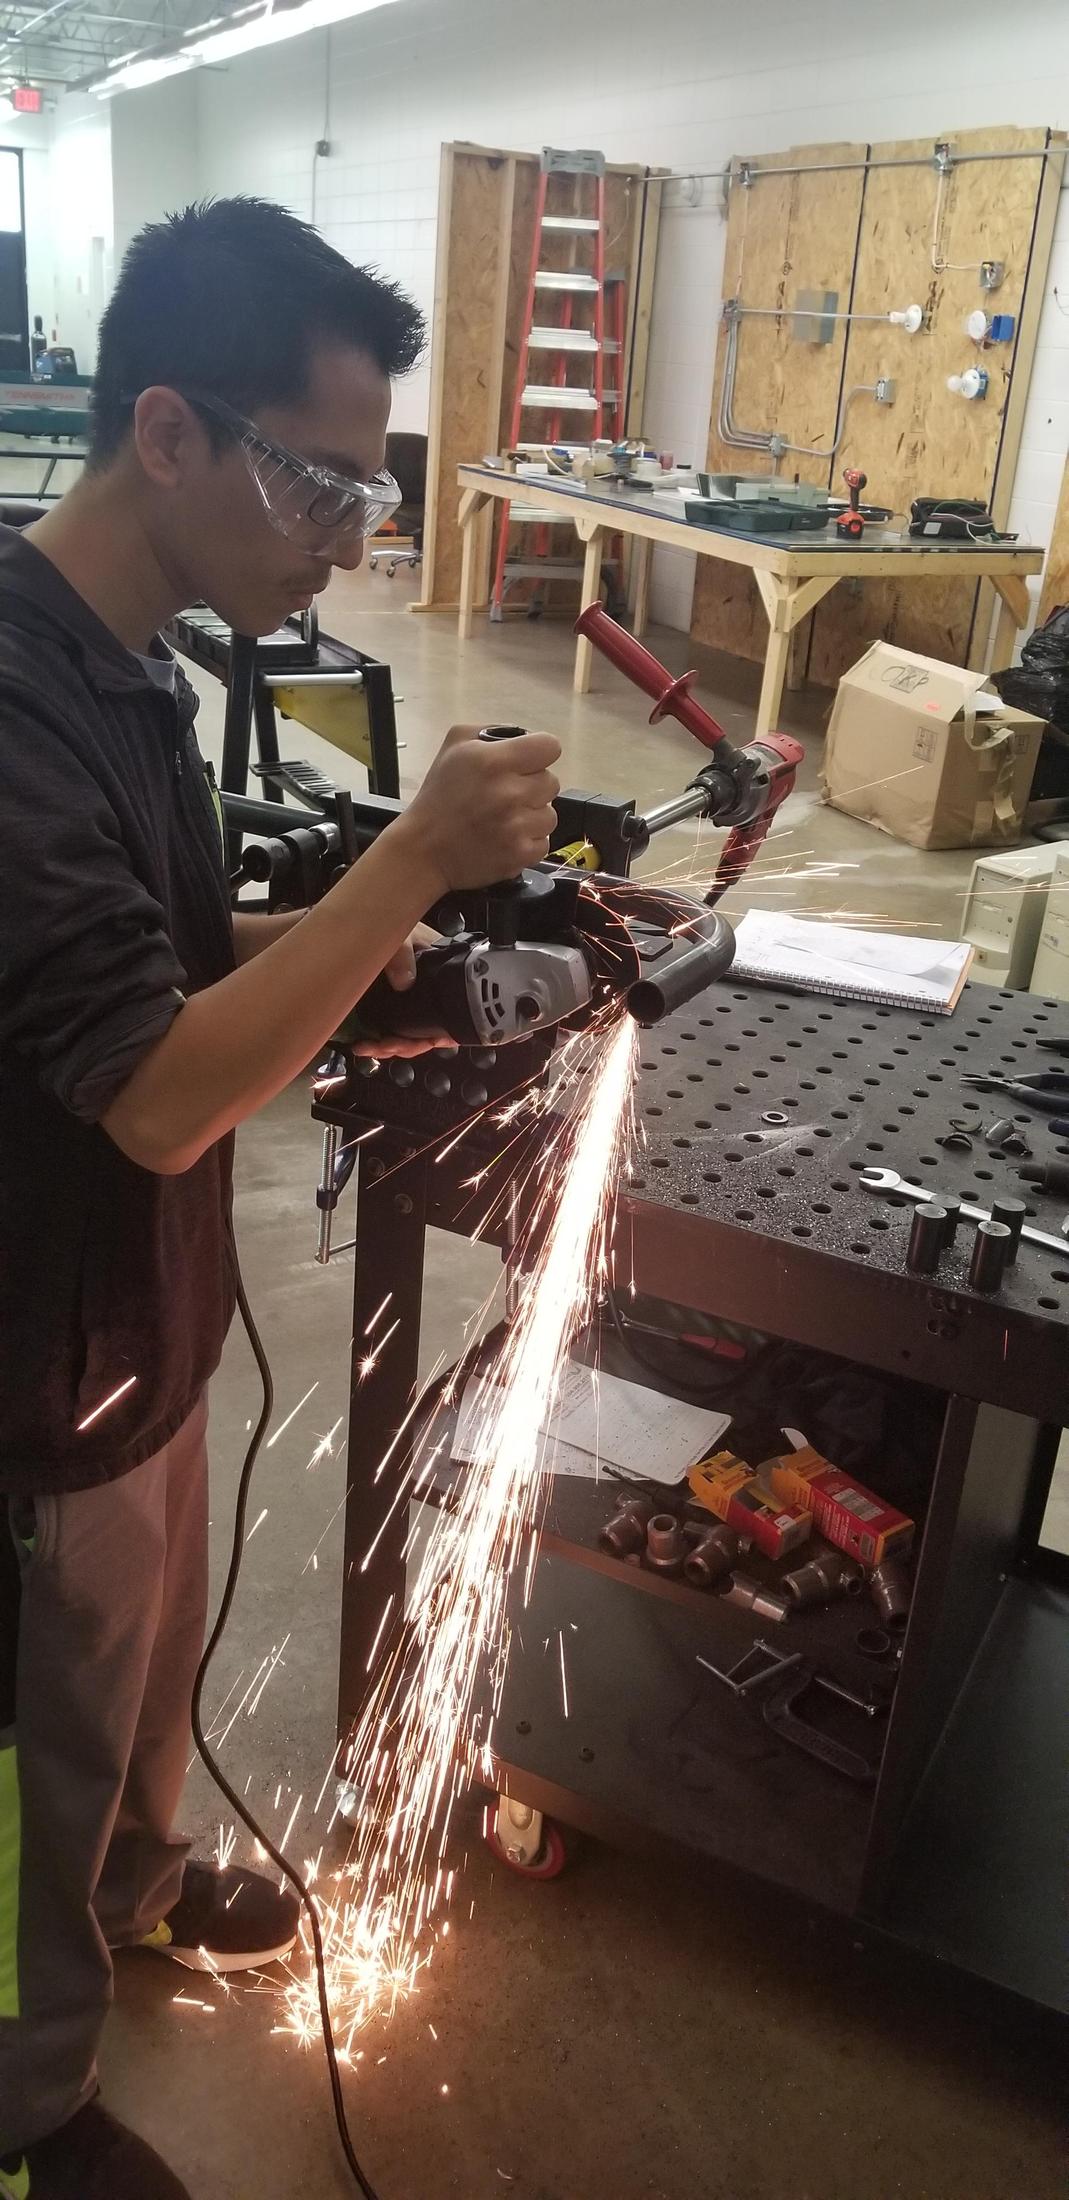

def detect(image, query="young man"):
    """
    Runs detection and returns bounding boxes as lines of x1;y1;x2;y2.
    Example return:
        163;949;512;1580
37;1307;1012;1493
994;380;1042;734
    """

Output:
0;197;561;2198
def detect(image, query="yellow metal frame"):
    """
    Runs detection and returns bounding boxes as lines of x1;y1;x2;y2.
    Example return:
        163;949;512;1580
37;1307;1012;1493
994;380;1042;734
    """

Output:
271;680;373;770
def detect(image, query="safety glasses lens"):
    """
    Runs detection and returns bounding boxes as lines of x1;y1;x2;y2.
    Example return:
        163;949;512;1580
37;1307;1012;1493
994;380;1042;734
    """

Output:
242;435;399;546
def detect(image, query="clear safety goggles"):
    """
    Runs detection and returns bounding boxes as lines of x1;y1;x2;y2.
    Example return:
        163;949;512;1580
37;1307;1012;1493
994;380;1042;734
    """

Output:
186;391;401;553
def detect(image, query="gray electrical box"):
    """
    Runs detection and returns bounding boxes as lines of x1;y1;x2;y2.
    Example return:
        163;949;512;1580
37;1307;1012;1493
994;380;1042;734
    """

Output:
792;289;838;344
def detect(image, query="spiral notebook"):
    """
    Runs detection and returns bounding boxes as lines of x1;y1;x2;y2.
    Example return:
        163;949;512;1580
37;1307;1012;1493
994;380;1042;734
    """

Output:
729;910;973;1014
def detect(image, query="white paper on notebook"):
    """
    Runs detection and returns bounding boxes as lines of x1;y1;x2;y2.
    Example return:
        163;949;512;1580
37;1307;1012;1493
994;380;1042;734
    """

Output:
452;1362;730;1485
773;914;962;983
729;908;971;1011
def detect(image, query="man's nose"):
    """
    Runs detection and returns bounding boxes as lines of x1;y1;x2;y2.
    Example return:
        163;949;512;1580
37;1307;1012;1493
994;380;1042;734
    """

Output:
332;534;365;573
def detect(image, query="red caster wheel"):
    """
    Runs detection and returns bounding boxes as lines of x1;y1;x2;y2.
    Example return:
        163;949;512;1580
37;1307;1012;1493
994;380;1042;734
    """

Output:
486;1799;567;1879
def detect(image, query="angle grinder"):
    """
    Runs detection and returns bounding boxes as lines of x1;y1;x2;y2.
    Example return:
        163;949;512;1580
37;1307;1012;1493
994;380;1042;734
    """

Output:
343;729;736;1047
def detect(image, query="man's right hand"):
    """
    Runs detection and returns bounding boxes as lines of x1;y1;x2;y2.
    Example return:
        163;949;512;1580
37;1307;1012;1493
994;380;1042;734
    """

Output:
399;723;562;895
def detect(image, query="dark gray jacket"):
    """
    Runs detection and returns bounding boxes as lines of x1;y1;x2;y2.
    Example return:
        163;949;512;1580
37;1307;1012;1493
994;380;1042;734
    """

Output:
0;525;236;1492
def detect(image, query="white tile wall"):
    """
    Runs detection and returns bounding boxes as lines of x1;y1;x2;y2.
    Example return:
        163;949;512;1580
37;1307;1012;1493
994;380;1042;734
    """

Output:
48;0;1069;631
46;95;113;369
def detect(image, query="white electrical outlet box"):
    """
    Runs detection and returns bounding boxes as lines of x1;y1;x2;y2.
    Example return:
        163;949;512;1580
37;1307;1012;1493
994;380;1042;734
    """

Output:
959;843;1062;988
1029;848;1069;1001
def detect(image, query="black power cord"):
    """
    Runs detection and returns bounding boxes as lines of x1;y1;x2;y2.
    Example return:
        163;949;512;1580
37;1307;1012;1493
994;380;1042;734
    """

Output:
191;1247;383;2200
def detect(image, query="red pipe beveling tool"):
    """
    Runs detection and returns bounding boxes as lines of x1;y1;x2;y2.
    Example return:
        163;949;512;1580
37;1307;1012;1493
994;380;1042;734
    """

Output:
574;602;803;902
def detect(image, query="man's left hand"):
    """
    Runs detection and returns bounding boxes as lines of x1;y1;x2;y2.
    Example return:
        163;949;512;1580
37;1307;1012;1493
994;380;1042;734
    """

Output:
348;923;453;1059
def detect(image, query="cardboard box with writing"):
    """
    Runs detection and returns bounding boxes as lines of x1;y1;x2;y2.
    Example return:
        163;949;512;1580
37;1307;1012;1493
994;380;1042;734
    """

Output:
821;641;1043;851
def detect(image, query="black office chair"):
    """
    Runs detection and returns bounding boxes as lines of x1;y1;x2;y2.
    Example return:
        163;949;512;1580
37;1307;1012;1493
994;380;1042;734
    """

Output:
370;430;426;577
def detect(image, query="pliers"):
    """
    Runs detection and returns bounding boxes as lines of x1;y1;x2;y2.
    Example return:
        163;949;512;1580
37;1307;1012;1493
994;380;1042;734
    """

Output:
960;1068;1069;1126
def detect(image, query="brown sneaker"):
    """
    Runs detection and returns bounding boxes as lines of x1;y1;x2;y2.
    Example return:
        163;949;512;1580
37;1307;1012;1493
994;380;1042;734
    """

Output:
0;2099;192;2198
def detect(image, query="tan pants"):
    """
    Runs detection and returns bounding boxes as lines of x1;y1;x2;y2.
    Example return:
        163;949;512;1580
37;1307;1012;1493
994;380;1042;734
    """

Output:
0;1396;209;2151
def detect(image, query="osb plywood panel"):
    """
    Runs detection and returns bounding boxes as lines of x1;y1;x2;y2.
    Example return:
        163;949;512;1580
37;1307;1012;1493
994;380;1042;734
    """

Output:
692;143;867;665
1038;453;1069;624
420;147;514;610
809;124;1056;688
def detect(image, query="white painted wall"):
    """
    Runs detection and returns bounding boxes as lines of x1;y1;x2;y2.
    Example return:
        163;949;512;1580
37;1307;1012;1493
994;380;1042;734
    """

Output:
28;0;1069;630
111;75;201;268
10;111;54;343
45;93;113;371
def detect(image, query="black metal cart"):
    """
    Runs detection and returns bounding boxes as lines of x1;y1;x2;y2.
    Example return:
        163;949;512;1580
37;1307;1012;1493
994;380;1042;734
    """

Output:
314;980;1069;2018
165;607;401;869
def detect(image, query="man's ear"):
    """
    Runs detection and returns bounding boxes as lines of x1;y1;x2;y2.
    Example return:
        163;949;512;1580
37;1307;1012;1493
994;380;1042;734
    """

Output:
132;387;205;489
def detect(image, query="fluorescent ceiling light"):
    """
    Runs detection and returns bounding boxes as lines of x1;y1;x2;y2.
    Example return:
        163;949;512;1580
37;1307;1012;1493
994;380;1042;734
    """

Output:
96;0;403;96
97;51;195;94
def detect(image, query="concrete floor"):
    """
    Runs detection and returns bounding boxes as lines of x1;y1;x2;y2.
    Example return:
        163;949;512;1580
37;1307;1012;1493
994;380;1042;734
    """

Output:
102;565;1067;2199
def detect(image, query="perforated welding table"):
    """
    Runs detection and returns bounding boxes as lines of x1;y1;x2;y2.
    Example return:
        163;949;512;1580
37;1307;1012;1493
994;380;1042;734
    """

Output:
319;980;1069;2015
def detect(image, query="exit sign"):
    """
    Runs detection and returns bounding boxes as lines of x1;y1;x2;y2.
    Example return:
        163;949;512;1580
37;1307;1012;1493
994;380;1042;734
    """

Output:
11;86;42;113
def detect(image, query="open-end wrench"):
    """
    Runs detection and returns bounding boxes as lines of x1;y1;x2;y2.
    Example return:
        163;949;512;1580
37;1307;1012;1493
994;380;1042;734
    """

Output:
858;1166;1067;1256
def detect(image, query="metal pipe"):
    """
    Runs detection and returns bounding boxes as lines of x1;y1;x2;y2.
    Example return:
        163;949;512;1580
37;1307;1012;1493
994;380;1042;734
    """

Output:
730;305;907;326
259;670;364;689
639;788;711;834
220;791;326;834
717;313;773;453
626;913;736;1025
315;1123;339;1265
674;146;1057;186
777;388;878;461
719;304;881;462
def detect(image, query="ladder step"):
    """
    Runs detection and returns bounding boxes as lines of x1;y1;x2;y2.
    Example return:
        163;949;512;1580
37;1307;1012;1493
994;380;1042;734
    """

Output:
521;385;599;410
528;325;600;352
534;270;599;293
516;440;591;455
541;214;600;232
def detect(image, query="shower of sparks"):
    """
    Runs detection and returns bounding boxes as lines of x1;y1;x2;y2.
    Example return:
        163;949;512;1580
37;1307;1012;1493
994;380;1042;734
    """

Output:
363;1292;394;1337
266;1382;319;1449
76;1372;137;1432
244;1507;269;1543
282;1012;637;2044
357;1315;402;1383
306;1417;344;1472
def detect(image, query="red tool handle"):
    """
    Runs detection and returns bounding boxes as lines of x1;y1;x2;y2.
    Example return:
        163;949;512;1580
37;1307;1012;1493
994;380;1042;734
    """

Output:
575;602;729;753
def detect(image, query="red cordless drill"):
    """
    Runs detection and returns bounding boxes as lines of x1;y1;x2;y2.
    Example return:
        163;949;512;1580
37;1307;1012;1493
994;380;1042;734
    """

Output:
837;466;868;539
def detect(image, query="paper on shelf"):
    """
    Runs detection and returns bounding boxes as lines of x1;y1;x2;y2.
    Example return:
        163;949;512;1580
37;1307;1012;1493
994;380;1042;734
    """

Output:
452;1360;731;1485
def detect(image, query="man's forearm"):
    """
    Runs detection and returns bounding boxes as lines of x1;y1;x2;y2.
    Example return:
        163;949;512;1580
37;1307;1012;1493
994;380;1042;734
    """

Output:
232;909;307;964
102;819;441;1174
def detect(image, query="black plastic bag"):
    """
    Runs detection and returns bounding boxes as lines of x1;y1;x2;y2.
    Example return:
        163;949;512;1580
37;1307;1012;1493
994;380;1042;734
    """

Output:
1021;603;1069;671
992;603;1069;731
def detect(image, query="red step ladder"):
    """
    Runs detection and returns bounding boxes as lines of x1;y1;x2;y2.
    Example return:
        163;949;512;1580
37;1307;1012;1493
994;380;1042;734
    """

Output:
490;148;621;622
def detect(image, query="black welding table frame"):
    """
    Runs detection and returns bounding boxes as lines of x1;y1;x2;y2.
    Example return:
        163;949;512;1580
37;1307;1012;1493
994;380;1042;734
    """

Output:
314;981;1069;2016
165;612;401;870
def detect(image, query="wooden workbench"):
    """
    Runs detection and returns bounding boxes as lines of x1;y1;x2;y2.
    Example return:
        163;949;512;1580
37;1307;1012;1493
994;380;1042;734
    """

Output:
455;463;1045;736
